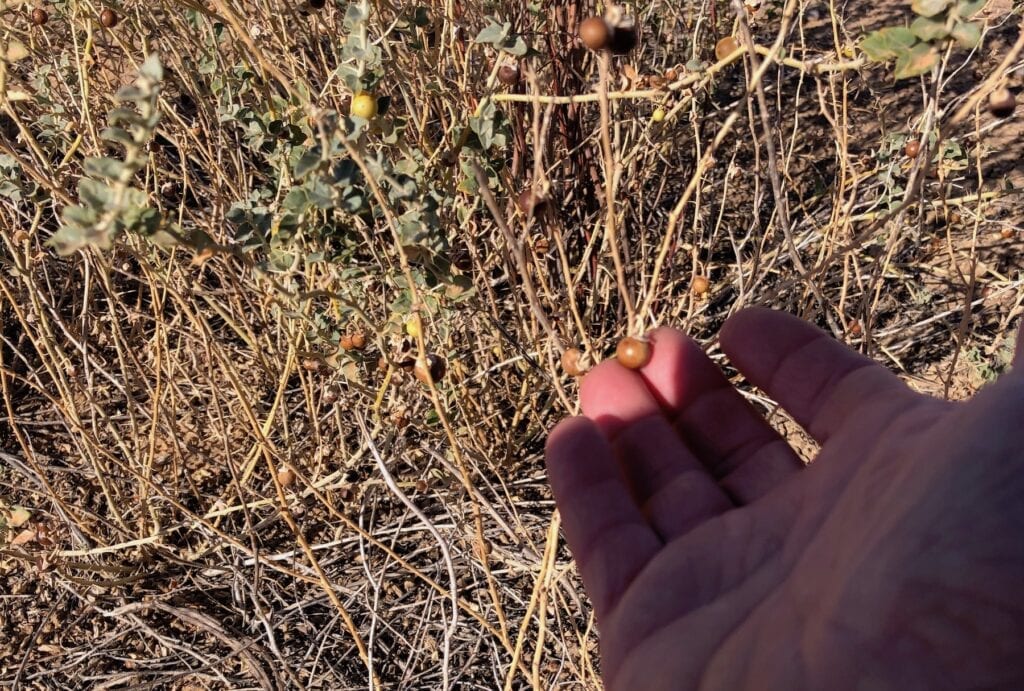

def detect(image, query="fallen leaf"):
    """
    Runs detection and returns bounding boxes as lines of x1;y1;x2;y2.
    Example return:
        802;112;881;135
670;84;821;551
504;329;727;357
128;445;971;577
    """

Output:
6;40;30;62
9;507;30;528
11;527;37;546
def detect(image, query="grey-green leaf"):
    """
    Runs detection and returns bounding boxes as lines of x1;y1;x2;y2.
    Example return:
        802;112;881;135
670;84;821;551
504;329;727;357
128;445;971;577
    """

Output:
78;178;114;208
139;54;163;83
860;27;917;61
894;43;940;79
957;0;987;17
294;149;322;178
951;21;981;49
474;21;509;46
84;157;127;181
911;0;953;17
910;16;949;41
100;127;135;146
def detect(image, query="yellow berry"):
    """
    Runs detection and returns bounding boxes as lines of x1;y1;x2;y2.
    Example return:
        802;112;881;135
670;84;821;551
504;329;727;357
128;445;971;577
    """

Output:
652;107;666;123
405;314;422;338
351;92;378;119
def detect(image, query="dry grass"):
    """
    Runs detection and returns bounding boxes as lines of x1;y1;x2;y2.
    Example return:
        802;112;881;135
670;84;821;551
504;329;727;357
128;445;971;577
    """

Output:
1;0;1022;688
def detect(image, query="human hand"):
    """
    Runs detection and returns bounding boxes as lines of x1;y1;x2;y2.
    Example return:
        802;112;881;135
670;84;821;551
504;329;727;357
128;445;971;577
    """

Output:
546;308;1024;690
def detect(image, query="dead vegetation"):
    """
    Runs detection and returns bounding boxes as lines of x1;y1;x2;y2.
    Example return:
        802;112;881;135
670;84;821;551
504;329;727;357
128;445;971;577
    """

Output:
1;0;1022;688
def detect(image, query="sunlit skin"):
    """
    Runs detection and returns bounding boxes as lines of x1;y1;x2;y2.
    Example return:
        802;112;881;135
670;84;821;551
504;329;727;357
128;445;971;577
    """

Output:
546;308;1024;690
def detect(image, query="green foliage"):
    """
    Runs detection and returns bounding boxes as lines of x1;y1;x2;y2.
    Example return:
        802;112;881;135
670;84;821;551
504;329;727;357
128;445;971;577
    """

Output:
860;0;984;79
966;333;1017;384
473;19;529;56
0;154;37;202
49;55;173;254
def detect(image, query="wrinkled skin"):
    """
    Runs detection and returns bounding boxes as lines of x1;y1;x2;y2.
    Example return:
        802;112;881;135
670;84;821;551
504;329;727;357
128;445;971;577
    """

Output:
546;308;1024;690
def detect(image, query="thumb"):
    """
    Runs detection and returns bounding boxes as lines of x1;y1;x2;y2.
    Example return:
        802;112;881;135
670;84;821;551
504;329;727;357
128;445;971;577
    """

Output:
1013;319;1024;372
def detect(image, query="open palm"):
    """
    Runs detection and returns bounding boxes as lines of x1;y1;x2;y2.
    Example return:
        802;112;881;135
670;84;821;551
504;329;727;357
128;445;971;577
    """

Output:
546;308;1024;690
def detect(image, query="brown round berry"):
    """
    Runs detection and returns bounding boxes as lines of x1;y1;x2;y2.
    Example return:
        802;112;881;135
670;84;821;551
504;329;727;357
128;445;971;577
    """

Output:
580;16;610;51
350;332;366;350
664;67;679;81
691;275;710;296
340;334;355;351
561;347;584;377
715;36;739;61
414;353;446;384
516;188;548;216
905;139;921;158
277;465;296;487
497;64;519;86
616;337;650;370
847;319;862;337
31;7;48;25
608;25;637;55
988;88;1016;118
99;8;117;28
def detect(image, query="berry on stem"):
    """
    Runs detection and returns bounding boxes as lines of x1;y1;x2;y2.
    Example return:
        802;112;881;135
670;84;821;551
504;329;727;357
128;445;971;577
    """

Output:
351;92;378;119
715;36;739;61
580;16;610;51
414;354;446;384
989;88;1016;118
100;8;117;28
497;64;519;86
561;348;584;377
616;337;650;370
